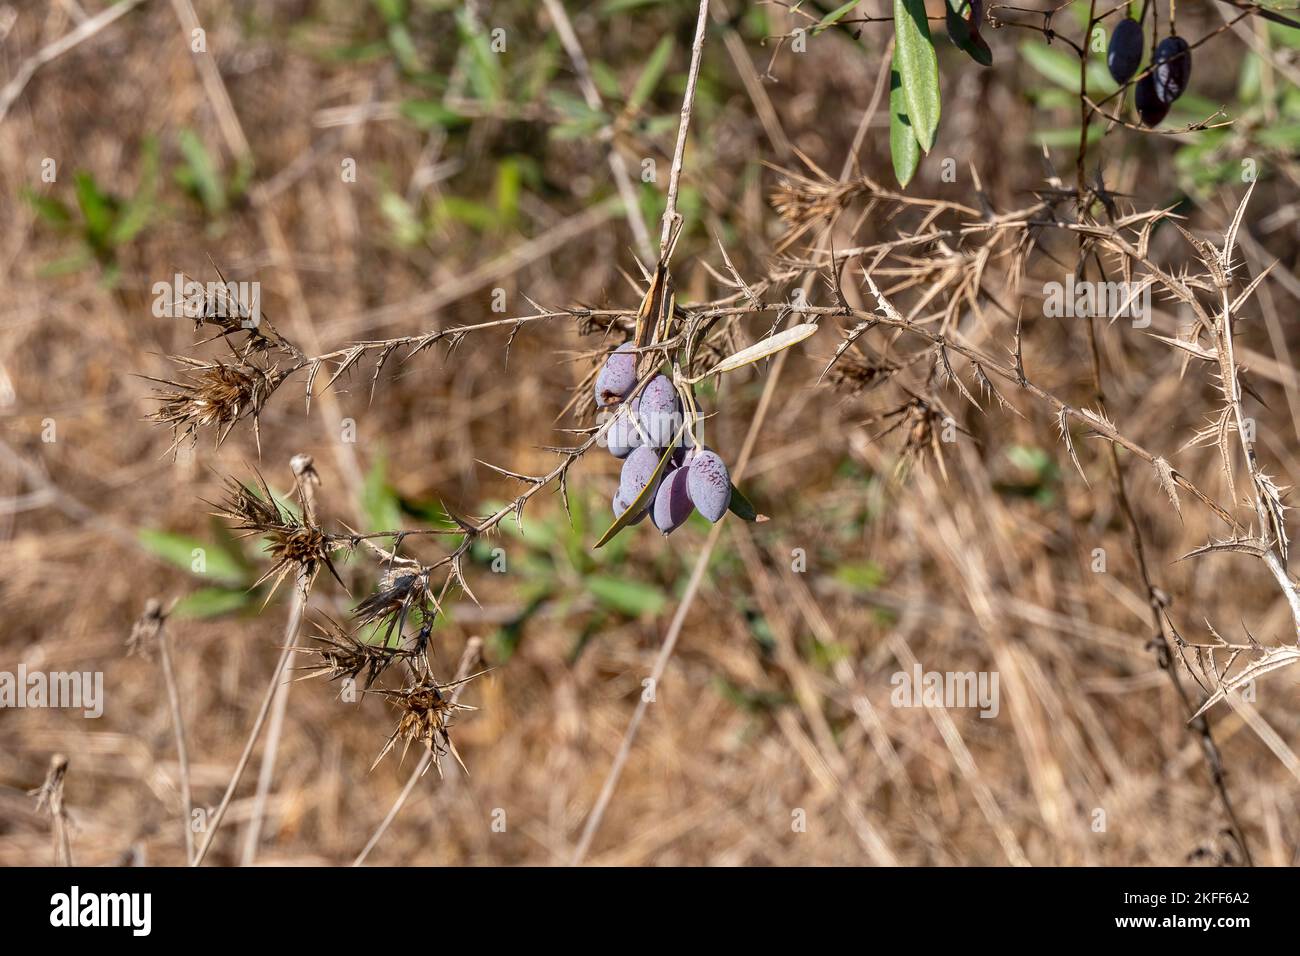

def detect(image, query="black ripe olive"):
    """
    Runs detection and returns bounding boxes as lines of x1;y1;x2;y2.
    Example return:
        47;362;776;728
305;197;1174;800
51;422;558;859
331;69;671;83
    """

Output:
1153;35;1192;105
1107;18;1143;85
1136;73;1170;126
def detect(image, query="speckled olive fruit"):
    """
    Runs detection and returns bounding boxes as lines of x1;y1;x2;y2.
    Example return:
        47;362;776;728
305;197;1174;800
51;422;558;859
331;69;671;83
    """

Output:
685;449;731;523
637;374;680;448
594;342;637;407
1106;17;1143;84
612;490;646;525
1152;35;1191;105
618;445;662;514
652;465;694;535
606;404;642;459
1135;73;1169;126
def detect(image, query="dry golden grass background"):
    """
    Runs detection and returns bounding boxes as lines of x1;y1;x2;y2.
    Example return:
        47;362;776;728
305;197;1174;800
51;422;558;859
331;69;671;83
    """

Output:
2;0;1299;866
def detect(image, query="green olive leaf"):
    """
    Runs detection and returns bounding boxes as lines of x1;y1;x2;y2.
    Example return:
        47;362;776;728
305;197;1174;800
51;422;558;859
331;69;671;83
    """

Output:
889;60;921;187
944;0;992;67
728;483;766;522
893;0;941;153
816;0;863;32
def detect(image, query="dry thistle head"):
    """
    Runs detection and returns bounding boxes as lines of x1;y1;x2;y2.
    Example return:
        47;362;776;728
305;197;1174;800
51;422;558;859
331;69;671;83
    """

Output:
295;615;413;689
354;567;438;647
369;677;478;775
826;349;898;396
211;473;344;600
867;394;963;483
28;753;69;816
125;598;168;658
768;166;873;251
145;356;284;452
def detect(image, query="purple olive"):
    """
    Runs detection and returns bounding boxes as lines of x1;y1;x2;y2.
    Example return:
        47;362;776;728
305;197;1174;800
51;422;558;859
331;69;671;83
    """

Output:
1106;17;1143;85
686;448;731;522
618;445;662;514
594;342;637;407
637;374;680;448
612;490;646;525
652;464;694;535
605;404;642;459
1135;74;1169;126
1152;35;1191;105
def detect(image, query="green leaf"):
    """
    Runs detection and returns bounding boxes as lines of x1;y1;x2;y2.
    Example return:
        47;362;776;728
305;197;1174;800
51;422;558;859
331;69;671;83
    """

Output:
586;575;666;616
944;0;992;66
889;60;921;187
177;129;225;216
495;156;522;225
36;250;92;277
522;35;562;101
457;9;503;104
174;587;253;619
399;100;467;131
386;23;426;74
110;138;158;246
435;195;497;231
138;528;247;584
835;560;886;590
372;0;406;25
893;0;941;152
1020;41;1116;96
591;60;623;101
379;190;424;246
1256;123;1300;149
817;0;862;32
628;36;674;111
601;0;659;13
361;456;404;531
23;189;72;227
1019;41;1079;90
73;172;114;246
728;483;762;522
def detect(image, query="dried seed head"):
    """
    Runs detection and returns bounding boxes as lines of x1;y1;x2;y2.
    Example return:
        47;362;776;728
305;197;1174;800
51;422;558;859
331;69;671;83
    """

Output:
29;753;70;817
872;396;962;481
125;598;168;658
369;677;479;774
354;568;437;646
769;168;874;250
826;351;898;396
145;356;283;451
296;616;412;689
212;474;342;599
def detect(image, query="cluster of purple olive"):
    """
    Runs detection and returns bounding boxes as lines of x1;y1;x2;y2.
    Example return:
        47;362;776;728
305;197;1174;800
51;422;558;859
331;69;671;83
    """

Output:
595;342;731;535
1107;17;1191;127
